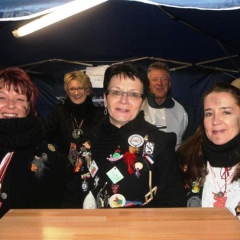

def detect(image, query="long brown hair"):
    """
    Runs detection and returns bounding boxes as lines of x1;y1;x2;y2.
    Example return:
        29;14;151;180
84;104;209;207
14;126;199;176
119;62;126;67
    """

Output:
178;82;240;186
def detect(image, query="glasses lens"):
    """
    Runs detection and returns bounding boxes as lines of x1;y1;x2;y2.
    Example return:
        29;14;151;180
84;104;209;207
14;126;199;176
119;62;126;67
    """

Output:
69;87;85;92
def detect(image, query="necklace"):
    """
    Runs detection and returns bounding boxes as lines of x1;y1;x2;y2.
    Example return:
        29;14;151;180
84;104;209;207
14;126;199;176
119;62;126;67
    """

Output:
0;152;14;202
72;116;84;139
208;163;235;207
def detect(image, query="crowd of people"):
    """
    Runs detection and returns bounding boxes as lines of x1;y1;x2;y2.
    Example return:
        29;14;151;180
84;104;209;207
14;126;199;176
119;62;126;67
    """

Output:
0;62;239;220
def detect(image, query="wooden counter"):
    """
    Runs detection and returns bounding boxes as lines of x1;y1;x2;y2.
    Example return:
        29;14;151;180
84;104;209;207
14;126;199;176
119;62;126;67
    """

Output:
0;208;239;240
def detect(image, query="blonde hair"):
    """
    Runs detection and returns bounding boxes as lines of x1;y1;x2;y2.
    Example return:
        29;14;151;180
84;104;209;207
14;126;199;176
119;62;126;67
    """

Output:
64;71;92;95
231;78;240;89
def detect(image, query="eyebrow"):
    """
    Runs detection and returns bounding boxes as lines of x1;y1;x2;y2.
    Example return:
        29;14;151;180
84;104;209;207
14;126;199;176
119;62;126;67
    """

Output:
108;86;142;92
204;107;233;111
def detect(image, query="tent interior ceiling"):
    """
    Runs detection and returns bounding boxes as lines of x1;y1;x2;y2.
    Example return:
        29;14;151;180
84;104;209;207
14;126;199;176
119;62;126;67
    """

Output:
0;0;239;78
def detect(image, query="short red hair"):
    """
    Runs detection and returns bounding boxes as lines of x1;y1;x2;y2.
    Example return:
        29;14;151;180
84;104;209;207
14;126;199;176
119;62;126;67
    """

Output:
0;67;38;117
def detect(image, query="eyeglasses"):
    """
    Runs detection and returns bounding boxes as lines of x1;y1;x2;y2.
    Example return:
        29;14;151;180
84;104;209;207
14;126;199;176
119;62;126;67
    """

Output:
107;90;143;99
68;87;86;93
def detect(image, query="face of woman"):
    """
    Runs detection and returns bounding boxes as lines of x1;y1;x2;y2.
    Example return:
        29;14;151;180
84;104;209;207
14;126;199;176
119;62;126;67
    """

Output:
104;75;144;128
66;79;88;104
204;91;240;145
0;84;30;118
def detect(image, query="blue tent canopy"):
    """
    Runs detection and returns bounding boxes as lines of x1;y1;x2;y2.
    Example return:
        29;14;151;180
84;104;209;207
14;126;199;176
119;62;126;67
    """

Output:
0;0;239;129
0;0;239;74
0;0;240;20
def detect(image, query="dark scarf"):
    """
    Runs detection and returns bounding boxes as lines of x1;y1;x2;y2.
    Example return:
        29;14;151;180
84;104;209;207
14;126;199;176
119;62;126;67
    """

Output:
92;111;155;166
202;134;240;167
0;117;44;154
146;91;174;109
64;96;95;123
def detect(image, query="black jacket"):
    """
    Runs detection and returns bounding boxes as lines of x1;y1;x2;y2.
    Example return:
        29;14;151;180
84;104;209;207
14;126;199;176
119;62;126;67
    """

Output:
0;117;66;218
91;111;186;207
44;96;104;157
44;97;104;208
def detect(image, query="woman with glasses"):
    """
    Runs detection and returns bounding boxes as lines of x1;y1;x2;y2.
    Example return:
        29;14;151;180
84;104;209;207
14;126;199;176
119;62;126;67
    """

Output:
84;62;186;208
44;71;104;208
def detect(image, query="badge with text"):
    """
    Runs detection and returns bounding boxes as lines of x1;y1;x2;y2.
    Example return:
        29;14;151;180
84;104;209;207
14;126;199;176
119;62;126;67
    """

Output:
106;166;124;184
128;134;144;147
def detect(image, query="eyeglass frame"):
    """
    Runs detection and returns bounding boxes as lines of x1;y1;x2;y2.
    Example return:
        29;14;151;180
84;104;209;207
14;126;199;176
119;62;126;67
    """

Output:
68;87;87;93
106;90;144;99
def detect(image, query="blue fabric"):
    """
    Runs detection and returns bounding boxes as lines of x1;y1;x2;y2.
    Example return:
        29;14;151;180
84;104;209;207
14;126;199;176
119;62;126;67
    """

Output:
140;0;240;10
0;0;240;20
0;0;238;132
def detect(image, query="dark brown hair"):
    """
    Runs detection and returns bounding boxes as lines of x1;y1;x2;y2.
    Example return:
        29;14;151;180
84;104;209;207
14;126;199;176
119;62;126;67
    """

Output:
178;82;240;186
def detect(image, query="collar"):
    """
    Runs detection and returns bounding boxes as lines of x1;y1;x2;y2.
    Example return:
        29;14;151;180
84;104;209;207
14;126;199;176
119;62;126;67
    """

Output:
202;134;240;167
146;91;175;109
64;96;95;121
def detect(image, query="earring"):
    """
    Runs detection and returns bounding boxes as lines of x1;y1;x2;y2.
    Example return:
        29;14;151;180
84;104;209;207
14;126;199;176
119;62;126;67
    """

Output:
104;108;108;116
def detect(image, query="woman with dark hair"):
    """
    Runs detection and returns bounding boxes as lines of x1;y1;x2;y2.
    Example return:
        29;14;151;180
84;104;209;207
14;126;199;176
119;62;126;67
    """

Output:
178;83;240;218
83;62;186;208
0;67;65;218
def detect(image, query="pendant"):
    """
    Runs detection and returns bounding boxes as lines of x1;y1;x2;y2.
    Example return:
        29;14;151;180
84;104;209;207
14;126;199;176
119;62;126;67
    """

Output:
82;179;88;192
213;191;227;208
72;129;83;139
217;191;225;198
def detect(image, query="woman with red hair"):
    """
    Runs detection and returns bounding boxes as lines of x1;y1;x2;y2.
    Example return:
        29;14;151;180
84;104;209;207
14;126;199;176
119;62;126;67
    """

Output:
0;67;65;218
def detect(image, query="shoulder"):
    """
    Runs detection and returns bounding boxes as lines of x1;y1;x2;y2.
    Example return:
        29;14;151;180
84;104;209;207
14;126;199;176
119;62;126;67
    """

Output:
146;122;177;146
35;141;57;156
172;98;187;113
34;140;66;168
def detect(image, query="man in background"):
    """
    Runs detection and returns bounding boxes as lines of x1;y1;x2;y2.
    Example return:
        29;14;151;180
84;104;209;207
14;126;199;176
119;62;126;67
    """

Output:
142;61;193;149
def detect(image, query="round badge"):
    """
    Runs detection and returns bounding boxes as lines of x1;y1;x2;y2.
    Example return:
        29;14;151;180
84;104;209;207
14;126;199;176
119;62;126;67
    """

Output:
1;192;7;200
109;194;126;208
128;134;144;147
135;162;143;170
187;196;201;207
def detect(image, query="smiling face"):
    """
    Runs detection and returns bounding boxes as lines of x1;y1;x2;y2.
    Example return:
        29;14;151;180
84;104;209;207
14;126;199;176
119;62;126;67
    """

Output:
0;84;30;118
204;91;240;145
148;69;171;105
104;75;144;128
66;79;88;105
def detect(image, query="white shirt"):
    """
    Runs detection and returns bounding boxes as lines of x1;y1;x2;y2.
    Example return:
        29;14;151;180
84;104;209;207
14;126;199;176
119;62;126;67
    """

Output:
202;162;240;216
142;98;188;149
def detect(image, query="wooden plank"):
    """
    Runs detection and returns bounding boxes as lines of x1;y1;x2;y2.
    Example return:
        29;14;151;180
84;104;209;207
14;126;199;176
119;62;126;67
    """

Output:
0;208;239;240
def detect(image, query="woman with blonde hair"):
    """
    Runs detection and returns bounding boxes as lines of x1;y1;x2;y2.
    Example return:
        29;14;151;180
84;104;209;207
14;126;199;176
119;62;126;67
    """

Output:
44;70;104;207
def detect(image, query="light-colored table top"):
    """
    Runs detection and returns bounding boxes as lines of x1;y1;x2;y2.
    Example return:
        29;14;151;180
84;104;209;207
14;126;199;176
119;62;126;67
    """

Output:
0;208;239;240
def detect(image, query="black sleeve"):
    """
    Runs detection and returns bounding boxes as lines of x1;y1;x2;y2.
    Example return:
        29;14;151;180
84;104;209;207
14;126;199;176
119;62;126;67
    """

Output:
153;131;187;207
